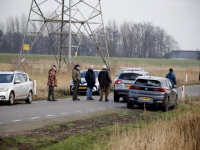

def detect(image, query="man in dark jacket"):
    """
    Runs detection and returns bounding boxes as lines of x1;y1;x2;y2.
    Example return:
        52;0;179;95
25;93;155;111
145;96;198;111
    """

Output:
85;65;95;100
98;65;112;102
72;64;81;101
166;68;177;86
47;65;58;101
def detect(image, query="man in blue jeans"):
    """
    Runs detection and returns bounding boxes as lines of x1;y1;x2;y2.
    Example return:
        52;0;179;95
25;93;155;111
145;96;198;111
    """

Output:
85;65;96;100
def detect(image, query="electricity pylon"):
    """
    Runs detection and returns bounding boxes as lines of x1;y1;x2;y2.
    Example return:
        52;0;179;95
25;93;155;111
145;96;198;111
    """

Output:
17;0;110;69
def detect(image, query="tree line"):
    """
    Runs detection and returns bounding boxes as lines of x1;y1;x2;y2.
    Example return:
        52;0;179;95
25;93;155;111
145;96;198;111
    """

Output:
0;14;179;58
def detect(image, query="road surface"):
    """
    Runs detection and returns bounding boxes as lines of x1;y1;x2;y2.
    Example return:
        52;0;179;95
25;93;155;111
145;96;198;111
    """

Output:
0;84;199;127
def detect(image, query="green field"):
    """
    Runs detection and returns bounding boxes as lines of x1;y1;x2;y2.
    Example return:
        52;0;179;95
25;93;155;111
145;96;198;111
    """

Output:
0;53;200;67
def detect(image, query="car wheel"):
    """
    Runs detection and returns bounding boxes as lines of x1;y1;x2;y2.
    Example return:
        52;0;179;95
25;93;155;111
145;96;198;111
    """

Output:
98;87;101;95
26;91;33;104
163;98;169;112
8;92;14;105
127;102;134;109
114;94;120;102
123;98;127;101
138;104;144;108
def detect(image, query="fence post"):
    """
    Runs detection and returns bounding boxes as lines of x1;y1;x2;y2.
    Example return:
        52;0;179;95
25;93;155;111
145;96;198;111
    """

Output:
34;80;37;96
199;71;200;81
182;86;185;101
186;74;187;84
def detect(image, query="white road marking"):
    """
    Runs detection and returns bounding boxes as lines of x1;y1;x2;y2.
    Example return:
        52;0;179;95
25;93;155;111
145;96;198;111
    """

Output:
75;110;82;113
88;109;94;111
61;113;69;115
30;117;40;120
99;107;106;109
12;119;22;122
46;115;55;117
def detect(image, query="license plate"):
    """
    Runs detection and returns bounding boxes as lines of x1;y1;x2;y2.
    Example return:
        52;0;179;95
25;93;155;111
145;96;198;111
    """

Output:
141;97;151;101
79;87;87;89
126;84;132;87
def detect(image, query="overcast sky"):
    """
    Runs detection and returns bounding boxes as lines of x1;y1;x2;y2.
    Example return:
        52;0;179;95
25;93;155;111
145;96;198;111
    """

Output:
0;0;199;50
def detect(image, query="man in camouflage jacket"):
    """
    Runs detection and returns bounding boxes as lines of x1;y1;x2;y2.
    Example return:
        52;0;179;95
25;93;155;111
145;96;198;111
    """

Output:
47;65;58;101
72;64;81;101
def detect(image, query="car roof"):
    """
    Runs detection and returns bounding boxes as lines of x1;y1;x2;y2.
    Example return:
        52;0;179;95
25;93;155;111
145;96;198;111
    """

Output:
0;71;25;74
121;71;147;75
122;68;144;70
136;76;167;81
0;71;26;74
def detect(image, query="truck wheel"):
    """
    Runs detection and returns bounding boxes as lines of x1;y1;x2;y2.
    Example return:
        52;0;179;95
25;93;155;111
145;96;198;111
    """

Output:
8;92;14;105
26;91;33;104
114;94;119;102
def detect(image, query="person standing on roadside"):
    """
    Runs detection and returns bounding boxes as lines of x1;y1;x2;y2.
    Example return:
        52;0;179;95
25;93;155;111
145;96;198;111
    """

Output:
47;65;58;101
72;64;81;101
98;65;112;102
85;65;95;100
166;68;177;86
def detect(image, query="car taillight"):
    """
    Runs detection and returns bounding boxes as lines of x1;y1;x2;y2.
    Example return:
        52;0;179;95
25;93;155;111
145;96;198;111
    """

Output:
129;85;139;90
115;80;122;84
154;88;166;92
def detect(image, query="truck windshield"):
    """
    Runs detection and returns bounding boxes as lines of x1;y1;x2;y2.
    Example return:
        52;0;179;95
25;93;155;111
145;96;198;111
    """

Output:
0;74;14;83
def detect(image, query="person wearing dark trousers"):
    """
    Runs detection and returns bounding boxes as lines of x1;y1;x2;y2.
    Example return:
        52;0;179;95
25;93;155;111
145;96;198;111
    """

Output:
166;68;177;86
47;65;58;101
98;65;112;102
72;64;81;101
85;65;95;100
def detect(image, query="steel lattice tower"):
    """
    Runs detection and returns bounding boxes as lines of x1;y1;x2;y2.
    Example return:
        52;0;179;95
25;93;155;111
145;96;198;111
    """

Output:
17;0;110;69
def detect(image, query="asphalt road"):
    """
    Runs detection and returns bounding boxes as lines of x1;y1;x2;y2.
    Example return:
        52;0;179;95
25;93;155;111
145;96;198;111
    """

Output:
0;84;199;127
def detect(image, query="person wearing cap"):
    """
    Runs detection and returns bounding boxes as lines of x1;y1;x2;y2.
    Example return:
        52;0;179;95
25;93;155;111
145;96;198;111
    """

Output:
85;65;95;100
72;64;81;101
98;65;112;102
47;65;58;101
166;68;177;86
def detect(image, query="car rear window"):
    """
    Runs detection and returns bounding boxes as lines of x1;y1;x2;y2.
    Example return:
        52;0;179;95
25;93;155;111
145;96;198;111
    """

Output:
119;73;142;80
135;79;161;86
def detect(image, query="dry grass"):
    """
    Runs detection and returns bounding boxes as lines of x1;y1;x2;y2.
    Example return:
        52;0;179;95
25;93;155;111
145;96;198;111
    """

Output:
107;98;200;150
0;57;199;99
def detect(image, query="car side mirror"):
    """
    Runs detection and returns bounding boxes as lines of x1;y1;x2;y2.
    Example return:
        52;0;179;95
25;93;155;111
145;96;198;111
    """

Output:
14;80;21;84
173;85;178;89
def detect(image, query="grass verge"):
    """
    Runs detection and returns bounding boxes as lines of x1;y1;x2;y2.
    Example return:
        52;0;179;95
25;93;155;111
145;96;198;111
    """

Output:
1;97;200;150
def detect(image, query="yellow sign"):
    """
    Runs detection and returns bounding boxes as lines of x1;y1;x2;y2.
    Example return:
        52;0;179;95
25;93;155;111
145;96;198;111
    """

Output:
75;52;77;56
23;44;30;50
